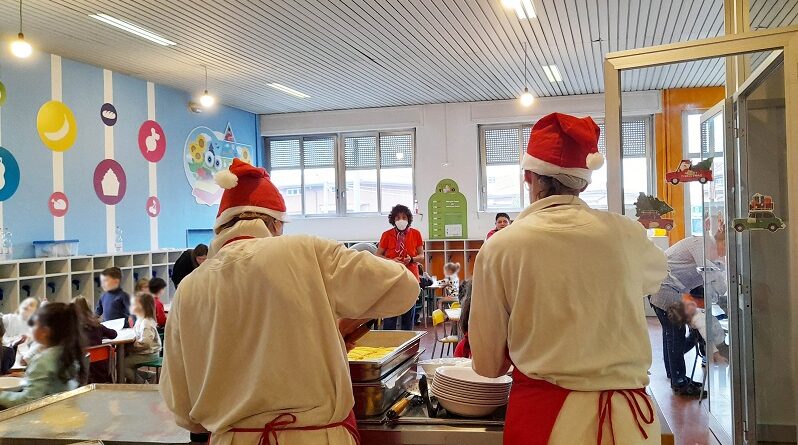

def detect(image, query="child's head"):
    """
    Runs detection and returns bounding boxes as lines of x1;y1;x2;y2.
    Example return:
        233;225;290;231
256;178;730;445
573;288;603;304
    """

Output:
148;277;167;299
132;292;156;320
666;301;695;326
100;267;122;292
17;297;40;321
135;278;150;293
495;213;511;231
444;262;461;276
29;302;87;383
71;296;97;325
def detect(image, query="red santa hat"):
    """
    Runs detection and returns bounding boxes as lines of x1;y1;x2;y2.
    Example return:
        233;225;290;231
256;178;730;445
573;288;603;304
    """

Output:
521;112;603;184
213;158;287;231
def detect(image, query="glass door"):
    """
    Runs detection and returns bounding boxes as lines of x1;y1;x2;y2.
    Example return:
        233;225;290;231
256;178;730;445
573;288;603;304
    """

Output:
700;101;735;443
731;52;794;444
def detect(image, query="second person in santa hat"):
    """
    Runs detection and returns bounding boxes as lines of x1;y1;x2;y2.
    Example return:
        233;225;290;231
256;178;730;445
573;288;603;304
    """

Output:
469;112;667;444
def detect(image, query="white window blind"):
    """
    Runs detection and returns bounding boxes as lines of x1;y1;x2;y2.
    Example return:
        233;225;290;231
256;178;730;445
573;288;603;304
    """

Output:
484;127;522;165
345;135;377;169
269;138;300;170
303;136;336;168
380;133;413;168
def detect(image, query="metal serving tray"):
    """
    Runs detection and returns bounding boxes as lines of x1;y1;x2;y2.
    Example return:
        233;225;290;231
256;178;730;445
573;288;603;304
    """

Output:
349;330;426;382
352;353;419;418
0;384;188;444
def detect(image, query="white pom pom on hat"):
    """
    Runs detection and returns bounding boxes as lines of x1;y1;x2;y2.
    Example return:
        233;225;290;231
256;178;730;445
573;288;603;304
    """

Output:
586;152;605;170
214;169;239;190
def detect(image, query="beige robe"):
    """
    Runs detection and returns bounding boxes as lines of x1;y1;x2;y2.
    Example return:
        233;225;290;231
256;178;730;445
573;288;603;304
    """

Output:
160;219;420;445
470;195;667;444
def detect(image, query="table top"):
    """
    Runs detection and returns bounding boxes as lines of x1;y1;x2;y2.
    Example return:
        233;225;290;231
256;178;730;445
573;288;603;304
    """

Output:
445;308;462;321
103;328;136;345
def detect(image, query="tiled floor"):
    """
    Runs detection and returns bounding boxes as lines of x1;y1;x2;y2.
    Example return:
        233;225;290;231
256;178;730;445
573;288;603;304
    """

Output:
414;317;723;445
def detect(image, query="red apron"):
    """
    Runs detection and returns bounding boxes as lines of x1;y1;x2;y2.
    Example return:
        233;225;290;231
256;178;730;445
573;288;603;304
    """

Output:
217;410;360;445
504;369;654;445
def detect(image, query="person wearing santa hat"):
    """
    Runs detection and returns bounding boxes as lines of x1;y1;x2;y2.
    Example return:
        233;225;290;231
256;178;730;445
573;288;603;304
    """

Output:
160;158;420;445
469;112;668;444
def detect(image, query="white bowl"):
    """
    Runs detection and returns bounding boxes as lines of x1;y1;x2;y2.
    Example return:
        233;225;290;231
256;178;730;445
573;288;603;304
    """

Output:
436;366;513;385
435;394;505;418
434;373;512;389
0;377;23;391
432;381;510;400
418;358;472;377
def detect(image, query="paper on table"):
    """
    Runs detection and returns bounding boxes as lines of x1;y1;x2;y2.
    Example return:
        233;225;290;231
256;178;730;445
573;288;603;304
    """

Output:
101;318;125;331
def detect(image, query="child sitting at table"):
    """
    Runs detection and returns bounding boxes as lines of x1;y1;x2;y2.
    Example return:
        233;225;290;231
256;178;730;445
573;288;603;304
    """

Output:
438;262;461;310
0;323;18;374
0;303;86;408
2;297;39;347
125;292;162;383
73;296;117;383
454;280;472;359
668;299;729;364
148;278;168;330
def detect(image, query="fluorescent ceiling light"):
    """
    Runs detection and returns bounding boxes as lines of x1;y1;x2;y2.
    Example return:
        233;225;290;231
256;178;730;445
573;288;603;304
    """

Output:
515;0;536;19
268;83;310;98
542;65;563;82
89;14;176;46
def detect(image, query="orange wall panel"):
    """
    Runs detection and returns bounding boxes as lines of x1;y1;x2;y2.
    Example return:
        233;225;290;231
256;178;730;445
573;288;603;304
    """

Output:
654;87;725;243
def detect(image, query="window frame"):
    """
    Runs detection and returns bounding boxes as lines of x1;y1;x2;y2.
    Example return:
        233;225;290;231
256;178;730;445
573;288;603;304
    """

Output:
264;129;416;218
478;116;656;212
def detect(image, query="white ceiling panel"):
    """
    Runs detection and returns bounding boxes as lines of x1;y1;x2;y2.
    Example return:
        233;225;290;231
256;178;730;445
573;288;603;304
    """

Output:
0;1;796;114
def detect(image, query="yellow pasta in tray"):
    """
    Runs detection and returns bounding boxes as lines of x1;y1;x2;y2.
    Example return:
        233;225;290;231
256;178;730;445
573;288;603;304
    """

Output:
347;346;396;361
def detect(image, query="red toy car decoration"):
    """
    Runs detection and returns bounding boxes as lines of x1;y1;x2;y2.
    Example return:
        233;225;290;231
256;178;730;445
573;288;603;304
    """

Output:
666;158;714;185
634;193;675;232
637;210;675;231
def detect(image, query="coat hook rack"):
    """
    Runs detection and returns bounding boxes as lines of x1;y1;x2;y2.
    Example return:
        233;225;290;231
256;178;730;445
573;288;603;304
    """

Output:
72;279;80;290
94;277;101;288
21;285;31;297
134;272;139;282
47;282;56;294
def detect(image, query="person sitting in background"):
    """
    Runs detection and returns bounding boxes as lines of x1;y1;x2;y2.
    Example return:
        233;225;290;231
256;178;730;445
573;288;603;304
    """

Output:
2;297;39;347
0;323;18;374
0;303;86;408
667;299;729;364
438;262;461;310
95;267;130;325
135;278;150;294
171;244;208;289
73;296;117;383
148;278;168;329
454;280;472;359
125;292;161;383
486;213;511;239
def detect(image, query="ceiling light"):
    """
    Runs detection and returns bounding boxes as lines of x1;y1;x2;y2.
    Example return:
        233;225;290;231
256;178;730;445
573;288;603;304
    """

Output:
198;65;215;108
515;0;536;19
268;83;310;98
542;65;563;82
89;14;176;46
518;42;535;107
10;1;32;58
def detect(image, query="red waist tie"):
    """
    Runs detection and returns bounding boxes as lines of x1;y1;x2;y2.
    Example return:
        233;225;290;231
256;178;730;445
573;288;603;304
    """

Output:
222;410;360;445
505;369;654;445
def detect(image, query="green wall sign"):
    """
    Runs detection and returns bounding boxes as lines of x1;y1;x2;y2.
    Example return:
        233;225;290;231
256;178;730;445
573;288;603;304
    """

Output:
428;179;468;239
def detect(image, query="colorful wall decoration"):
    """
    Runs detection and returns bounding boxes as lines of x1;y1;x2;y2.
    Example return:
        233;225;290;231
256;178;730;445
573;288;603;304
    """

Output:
0;49;259;258
428;179;468;239
183;123;253;206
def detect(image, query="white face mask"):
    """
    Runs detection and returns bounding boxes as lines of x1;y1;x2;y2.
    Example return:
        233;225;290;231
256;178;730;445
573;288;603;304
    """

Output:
395;220;409;231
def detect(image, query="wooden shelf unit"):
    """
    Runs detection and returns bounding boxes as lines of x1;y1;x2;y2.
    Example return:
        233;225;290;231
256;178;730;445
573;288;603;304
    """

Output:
0;250;185;313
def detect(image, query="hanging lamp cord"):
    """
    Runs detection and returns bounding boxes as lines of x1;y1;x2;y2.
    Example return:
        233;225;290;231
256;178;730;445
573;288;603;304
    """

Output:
18;0;24;34
204;65;208;90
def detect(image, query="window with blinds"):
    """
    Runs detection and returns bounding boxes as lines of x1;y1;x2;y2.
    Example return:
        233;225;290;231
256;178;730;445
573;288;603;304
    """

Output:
480;117;653;211
267;129;415;216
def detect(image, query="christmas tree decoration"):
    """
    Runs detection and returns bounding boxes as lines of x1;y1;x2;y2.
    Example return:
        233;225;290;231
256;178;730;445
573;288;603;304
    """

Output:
666;157;714;185
733;193;786;232
635;192;675;231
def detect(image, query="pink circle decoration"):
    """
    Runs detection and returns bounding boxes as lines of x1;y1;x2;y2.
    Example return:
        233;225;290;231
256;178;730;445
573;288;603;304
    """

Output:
138;120;166;162
93;159;127;205
146;196;161;217
48;192;69;217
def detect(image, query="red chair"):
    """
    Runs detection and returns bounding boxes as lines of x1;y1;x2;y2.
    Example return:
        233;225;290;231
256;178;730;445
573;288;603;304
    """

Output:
86;344;115;383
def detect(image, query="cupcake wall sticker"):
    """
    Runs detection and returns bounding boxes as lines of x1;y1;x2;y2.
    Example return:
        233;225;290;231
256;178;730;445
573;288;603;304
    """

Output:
183;123;253;206
93;159;127;205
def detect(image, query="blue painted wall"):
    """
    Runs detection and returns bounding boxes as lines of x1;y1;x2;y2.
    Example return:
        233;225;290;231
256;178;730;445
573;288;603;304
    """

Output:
0;50;259;258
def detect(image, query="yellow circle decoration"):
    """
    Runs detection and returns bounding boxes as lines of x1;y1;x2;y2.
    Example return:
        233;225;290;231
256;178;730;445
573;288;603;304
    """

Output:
37;101;78;152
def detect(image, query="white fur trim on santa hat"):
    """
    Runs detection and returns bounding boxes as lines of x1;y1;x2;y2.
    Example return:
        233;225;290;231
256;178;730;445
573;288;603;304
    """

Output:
520;154;593;184
586;152;605;170
214;205;289;231
214;169;239;190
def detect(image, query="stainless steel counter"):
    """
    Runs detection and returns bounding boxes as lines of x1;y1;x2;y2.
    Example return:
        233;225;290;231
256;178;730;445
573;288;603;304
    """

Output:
0;384;189;445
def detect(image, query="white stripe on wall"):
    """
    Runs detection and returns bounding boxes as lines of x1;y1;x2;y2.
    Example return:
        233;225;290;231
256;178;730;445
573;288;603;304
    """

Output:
104;69;116;253
51;55;65;240
147;82;159;250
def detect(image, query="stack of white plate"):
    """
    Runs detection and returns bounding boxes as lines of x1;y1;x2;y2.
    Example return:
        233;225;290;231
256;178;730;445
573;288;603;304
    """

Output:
431;366;512;417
